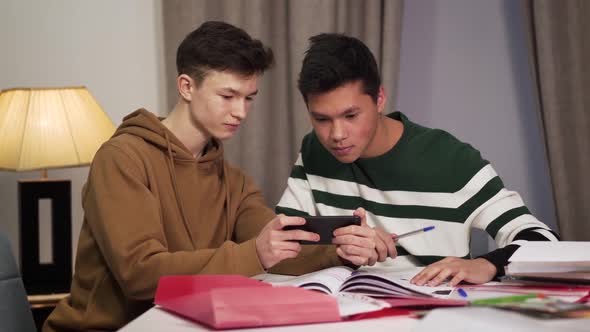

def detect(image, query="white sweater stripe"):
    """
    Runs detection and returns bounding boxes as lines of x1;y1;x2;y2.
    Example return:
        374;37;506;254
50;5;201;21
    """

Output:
304;164;498;208
469;189;526;230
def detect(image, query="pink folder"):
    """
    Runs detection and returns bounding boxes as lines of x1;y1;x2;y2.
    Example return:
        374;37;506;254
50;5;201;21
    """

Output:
154;275;341;329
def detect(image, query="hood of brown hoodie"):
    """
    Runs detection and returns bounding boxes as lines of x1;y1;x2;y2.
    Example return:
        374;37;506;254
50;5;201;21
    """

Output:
113;108;224;168
110;108;231;247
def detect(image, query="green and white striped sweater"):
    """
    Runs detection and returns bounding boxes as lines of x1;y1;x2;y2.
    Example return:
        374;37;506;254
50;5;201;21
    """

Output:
276;112;558;273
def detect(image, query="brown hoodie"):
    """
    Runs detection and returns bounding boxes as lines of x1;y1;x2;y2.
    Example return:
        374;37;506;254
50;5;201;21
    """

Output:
43;109;342;331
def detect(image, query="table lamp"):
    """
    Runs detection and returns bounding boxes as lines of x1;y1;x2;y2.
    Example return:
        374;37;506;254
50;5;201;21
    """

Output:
0;86;115;294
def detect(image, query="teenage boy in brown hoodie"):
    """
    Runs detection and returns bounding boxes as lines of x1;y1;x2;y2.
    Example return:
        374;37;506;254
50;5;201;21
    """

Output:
43;22;384;332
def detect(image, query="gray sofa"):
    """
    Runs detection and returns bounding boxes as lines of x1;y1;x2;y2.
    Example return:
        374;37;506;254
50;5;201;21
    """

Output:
0;232;36;332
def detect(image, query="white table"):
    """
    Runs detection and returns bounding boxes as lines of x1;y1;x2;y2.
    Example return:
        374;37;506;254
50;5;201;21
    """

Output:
118;306;419;332
118;279;590;332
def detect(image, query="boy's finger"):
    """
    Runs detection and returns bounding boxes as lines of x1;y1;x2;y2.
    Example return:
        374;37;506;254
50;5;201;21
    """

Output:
273;215;305;230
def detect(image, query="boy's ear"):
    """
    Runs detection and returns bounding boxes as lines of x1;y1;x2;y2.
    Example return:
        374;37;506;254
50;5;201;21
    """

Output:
177;74;193;101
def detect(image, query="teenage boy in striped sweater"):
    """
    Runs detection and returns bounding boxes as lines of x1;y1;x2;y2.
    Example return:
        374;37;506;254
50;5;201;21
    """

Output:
276;33;559;286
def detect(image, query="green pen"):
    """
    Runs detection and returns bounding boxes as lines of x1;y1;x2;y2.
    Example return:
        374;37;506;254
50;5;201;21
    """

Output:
471;293;541;306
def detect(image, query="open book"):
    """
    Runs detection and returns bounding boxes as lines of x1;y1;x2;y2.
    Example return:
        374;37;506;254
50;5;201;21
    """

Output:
260;266;454;298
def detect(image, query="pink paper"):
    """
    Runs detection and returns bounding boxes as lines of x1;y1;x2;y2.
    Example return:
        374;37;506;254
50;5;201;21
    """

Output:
155;275;341;329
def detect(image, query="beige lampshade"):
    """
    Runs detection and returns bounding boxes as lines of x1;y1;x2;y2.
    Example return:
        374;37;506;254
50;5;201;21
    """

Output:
0;87;116;171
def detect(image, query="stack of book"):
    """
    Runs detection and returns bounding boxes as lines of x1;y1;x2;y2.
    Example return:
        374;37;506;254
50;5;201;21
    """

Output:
505;241;590;284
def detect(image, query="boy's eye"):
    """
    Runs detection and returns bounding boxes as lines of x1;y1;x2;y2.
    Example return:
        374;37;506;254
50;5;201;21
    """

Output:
246;96;254;101
221;95;232;100
314;118;328;122
345;113;358;119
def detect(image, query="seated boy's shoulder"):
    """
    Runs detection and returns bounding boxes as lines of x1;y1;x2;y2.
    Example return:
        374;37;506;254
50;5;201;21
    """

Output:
92;134;150;167
106;133;146;149
411;127;481;161
405;127;490;185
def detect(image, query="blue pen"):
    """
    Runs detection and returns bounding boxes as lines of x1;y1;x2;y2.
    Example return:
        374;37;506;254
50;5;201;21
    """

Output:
456;288;468;298
392;226;435;241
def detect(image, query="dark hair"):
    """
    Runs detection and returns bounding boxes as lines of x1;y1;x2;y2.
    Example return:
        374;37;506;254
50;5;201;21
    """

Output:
298;33;381;103
176;21;274;84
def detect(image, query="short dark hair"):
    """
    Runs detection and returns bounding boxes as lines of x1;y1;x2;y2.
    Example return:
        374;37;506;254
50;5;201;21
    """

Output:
298;33;381;104
176;21;274;84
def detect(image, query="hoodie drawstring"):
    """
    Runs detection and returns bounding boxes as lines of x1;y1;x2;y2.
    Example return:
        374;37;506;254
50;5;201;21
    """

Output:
223;163;231;241
164;131;196;249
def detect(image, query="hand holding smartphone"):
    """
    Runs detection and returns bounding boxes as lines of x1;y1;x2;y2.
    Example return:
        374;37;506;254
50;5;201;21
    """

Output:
283;215;361;244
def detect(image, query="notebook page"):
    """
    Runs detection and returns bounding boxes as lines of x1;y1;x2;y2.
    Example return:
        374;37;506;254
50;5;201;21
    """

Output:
263;266;354;294
340;267;454;298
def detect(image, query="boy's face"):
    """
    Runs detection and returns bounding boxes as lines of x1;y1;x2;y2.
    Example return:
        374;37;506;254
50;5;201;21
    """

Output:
307;81;385;163
188;70;259;140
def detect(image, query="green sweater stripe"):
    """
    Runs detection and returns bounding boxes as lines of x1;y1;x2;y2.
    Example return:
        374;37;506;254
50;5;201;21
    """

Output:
485;206;531;238
311;177;503;222
413;254;471;265
392;251;472;265
396;246;410;256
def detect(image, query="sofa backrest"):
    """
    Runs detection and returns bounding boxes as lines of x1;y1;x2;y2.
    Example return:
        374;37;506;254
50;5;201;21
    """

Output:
0;232;36;332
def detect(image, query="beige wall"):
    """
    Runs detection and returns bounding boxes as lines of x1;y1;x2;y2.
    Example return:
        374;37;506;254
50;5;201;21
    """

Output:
0;0;166;266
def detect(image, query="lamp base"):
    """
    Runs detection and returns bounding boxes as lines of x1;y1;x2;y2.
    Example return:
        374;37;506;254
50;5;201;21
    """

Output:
19;179;72;295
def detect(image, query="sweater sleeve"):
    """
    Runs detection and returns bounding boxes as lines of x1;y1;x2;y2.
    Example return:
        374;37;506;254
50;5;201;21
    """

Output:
461;161;560;276
84;144;266;300
477;227;560;276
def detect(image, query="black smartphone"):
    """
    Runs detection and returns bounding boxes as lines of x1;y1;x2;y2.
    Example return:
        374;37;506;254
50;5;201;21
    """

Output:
283;215;361;244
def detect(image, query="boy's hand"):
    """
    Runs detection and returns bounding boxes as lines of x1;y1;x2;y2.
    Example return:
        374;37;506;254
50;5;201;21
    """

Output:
332;208;384;266
255;214;319;269
375;226;397;261
410;257;497;287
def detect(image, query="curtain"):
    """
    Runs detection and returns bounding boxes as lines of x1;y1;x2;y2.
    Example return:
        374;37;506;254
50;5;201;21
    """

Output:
523;0;590;240
162;0;403;206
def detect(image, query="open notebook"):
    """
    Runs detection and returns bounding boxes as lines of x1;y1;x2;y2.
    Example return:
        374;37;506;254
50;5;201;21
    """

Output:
260;266;454;298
